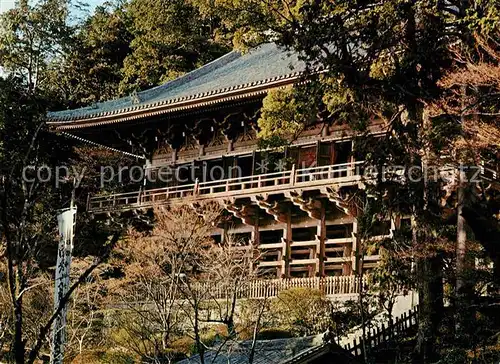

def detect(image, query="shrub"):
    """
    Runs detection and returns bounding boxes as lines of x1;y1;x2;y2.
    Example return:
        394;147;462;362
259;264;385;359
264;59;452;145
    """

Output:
71;349;139;364
272;288;331;336
257;328;294;340
237;299;272;340
169;336;195;356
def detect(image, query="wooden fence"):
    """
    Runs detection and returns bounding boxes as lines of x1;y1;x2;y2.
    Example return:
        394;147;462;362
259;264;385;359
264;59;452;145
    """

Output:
344;305;419;358
200;275;367;300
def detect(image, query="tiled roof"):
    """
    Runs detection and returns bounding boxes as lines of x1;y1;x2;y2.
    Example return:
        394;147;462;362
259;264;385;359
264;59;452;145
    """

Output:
47;43;305;126
175;335;358;364
176;335;324;364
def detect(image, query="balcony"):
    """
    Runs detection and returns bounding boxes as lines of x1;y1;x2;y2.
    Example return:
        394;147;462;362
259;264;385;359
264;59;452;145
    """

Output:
87;161;498;213
88;161;364;213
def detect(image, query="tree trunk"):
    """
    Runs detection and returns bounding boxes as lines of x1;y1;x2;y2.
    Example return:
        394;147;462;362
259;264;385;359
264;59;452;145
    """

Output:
358;254;368;363
14;296;25;364
456;178;467;296
415;255;443;362
455;174;473;335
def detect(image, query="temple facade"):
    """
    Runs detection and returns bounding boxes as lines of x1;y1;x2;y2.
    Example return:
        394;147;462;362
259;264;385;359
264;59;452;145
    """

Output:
48;43;394;278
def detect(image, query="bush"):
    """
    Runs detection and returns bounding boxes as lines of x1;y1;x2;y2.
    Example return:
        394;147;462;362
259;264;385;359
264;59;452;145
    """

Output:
169;336;195;356
257;328;294;340
71;349;139;364
272;288;331;336
237;299;272;340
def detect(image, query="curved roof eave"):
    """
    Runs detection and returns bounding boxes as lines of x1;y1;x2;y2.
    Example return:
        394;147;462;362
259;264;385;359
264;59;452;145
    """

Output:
48;43;307;130
48;74;300;131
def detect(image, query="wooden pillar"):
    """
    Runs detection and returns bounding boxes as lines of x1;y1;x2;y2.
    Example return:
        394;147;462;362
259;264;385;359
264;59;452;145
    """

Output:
348;140;355;176
456;169;467;297
251;223;260;246
316;201;326;277
315;140;320;167
351;219;359;274
282;207;292;278
321;122;329;137
250;223;260;274
343;230;353;276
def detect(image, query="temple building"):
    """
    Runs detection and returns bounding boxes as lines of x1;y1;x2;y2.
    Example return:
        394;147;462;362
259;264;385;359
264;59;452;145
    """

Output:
47;43;395;278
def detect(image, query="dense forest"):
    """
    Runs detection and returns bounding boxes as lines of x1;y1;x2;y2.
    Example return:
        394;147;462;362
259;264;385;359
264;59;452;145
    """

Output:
0;0;499;363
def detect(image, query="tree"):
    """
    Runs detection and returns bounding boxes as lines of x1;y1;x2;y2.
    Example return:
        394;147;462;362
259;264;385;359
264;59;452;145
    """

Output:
0;0;74;95
64;259;109;360
0;75;125;363
111;203;259;363
119;0;230;93
46;1;133;108
430;29;500;287
220;1;499;361
271;287;331;336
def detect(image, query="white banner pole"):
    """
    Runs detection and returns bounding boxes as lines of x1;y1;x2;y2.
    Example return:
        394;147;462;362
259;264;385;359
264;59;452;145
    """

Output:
50;196;77;364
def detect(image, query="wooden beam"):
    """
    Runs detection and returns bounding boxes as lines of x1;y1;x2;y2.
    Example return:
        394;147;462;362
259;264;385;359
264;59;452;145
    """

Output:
283;207;292;278
249;222;259;273
316;200;326;277
290;258;317;266
258;242;284;250
320;186;353;215
349;219;358;275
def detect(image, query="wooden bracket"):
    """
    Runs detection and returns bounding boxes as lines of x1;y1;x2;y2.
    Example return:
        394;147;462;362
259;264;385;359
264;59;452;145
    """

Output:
222;199;256;226
320;186;356;216
251;194;288;223
285;191;322;220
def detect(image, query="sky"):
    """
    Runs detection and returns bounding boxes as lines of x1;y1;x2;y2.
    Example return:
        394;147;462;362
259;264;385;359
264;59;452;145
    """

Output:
0;0;107;13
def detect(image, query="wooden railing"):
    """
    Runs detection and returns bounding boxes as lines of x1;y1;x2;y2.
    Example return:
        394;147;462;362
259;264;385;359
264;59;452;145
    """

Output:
345;305;419;358
88;161;364;212
200;275;366;300
88;161;498;213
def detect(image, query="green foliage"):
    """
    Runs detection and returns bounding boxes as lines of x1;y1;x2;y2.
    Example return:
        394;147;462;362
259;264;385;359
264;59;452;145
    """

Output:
257;85;322;150
328;299;365;339
271;287;331;336
71;349;139;364
0;0;74;94
258;87;306;142
47;2;133;107
369;248;414;319
217;2;500;361
257;327;294;340
1;0;234;106
0;76;72;264
119;0;230;93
